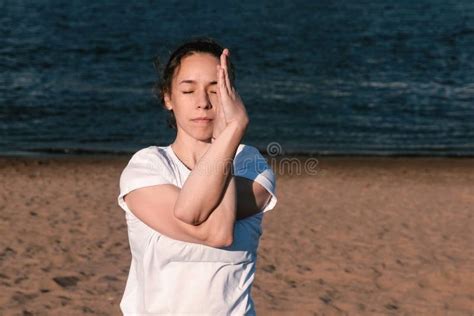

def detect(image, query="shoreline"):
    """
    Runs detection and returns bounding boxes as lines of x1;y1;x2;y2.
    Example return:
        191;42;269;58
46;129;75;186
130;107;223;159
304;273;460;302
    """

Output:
1;147;473;160
2;152;474;161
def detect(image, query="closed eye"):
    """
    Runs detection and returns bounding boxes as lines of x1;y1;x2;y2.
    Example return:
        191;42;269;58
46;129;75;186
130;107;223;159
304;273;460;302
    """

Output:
182;91;216;94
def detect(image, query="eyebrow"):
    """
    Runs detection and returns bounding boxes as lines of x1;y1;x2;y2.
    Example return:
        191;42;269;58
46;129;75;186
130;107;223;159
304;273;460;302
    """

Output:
179;80;217;85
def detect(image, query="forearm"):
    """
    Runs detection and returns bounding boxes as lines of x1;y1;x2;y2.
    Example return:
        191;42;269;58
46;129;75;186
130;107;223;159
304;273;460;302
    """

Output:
173;122;246;225
196;171;237;246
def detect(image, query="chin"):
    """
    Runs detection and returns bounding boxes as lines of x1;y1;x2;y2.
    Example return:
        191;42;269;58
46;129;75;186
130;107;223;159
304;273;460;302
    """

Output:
190;130;213;141
178;124;212;141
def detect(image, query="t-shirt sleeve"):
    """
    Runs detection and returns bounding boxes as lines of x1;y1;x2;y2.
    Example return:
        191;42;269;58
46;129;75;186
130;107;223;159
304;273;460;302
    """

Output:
233;144;278;213
117;147;173;215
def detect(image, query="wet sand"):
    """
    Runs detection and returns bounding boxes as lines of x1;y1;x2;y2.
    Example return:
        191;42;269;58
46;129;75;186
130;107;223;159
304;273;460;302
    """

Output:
0;155;473;315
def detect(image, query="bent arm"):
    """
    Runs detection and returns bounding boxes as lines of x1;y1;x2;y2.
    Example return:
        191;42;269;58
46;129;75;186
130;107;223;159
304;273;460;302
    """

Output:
122;174;267;247
173;122;246;226
124;180;235;248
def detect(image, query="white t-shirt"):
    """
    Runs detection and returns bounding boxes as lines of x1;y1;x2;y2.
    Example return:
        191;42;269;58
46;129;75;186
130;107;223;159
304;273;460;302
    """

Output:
117;144;278;315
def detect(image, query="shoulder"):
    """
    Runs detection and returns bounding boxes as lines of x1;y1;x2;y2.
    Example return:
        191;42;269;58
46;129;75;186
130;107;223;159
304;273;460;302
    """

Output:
120;146;174;188
118;146;176;214
123;146;175;174
234;144;271;174
127;146;169;165
235;143;264;162
236;143;257;155
234;143;275;183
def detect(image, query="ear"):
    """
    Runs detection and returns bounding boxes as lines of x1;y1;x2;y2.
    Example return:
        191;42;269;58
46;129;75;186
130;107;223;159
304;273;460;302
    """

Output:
164;92;173;110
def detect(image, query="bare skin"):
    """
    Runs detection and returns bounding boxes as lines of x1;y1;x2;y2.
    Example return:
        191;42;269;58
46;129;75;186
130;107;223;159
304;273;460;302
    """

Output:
124;48;271;248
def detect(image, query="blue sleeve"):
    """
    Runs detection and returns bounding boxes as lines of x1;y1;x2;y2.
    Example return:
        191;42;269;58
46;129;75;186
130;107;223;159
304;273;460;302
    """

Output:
233;144;278;213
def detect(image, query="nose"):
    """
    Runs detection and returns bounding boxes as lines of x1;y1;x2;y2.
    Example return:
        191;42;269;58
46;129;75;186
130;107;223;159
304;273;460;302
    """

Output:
197;90;212;109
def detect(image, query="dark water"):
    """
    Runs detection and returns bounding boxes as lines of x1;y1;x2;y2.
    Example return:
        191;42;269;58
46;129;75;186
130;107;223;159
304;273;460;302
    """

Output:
1;1;473;156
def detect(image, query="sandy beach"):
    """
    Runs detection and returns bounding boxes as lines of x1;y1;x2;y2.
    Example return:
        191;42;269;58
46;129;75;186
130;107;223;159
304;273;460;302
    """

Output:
0;155;473;315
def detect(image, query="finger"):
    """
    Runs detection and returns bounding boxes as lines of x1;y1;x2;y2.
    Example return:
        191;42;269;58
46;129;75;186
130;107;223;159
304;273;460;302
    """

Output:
217;64;228;100
220;50;226;71
220;49;232;96
215;65;227;124
216;64;221;96
223;50;233;93
216;65;224;105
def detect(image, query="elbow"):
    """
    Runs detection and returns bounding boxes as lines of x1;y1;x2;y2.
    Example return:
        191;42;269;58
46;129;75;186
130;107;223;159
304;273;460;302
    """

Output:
173;204;213;226
207;234;234;248
173;207;201;226
210;238;233;248
220;235;234;248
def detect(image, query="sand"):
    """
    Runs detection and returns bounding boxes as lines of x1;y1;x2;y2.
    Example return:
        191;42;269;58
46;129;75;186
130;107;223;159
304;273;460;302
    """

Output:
0;155;473;315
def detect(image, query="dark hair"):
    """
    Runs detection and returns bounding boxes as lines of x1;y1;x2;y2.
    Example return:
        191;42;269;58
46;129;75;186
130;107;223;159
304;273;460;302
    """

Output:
152;36;236;130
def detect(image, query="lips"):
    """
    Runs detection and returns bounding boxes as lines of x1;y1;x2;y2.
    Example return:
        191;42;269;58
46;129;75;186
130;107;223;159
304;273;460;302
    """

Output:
191;117;213;121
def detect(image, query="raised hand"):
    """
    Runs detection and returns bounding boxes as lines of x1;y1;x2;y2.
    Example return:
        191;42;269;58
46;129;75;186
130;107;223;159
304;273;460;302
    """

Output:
212;48;249;140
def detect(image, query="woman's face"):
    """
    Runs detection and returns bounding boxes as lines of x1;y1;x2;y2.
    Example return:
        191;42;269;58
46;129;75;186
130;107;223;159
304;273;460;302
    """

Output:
165;52;220;141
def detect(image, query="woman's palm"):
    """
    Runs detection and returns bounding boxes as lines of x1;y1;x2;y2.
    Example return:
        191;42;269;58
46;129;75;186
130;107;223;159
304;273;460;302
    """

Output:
213;49;249;139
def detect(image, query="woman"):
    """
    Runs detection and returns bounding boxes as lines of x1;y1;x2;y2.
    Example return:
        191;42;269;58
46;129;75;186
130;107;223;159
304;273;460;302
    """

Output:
117;37;278;315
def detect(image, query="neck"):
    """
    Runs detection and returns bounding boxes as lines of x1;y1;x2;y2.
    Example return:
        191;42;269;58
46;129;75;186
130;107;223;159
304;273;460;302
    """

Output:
171;128;212;170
